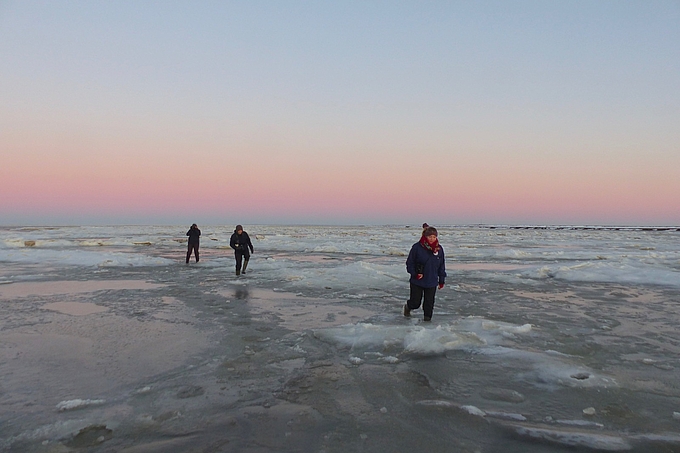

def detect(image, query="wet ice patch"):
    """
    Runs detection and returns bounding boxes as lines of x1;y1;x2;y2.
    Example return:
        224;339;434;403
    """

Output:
480;388;526;403
489;348;618;389
220;287;374;330
519;261;680;288
249;257;404;293
508;423;632;451
0;419;95;451
42;302;109;316
316;319;615;389
631;432;680;446
0;280;164;298
0;248;173;267
3;238;73;248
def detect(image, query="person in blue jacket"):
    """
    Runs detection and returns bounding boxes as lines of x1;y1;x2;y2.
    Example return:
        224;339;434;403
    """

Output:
404;226;446;321
185;223;201;264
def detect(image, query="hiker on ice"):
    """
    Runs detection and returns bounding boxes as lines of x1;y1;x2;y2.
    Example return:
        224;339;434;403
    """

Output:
186;223;201;264
404;226;446;322
230;224;253;275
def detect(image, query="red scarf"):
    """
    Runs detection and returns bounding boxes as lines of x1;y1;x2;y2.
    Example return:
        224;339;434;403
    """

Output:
420;235;440;254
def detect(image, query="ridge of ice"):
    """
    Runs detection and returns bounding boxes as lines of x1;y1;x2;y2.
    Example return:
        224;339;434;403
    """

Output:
461;405;486;417
56;399;105;411
510;424;632;451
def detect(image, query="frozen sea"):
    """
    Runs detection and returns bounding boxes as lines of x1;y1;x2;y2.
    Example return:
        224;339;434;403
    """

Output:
1;224;680;452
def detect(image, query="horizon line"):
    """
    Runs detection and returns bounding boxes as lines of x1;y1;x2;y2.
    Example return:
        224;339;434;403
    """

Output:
2;223;679;230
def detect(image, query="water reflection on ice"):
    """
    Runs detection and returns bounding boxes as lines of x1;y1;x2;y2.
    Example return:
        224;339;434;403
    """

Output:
220;287;375;330
0;280;163;298
42;301;109;316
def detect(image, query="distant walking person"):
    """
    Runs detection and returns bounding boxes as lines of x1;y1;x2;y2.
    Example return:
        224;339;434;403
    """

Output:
230;224;253;275
186;223;201;264
404;226;446;321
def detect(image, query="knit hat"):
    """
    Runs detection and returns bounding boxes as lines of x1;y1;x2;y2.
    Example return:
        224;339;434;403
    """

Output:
423;226;438;237
235;224;243;232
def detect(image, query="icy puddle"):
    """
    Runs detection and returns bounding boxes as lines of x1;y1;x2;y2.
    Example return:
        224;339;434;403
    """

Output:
0;279;164;298
449;262;532;271
269;253;350;264
0;276;212;426
219;286;374;330
0;317;211;399
42;301;109;316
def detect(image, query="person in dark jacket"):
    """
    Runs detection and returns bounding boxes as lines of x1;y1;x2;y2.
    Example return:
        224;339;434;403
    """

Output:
404;226;446;321
230;224;254;275
186;223;201;264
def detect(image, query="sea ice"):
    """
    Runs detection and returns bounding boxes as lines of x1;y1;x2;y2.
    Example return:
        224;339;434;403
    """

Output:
2;224;679;452
509;424;632;450
56;399;105;411
461;405;486;417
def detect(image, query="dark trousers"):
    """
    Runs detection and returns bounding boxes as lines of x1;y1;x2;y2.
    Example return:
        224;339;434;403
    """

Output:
186;243;199;263
235;249;250;271
407;282;437;318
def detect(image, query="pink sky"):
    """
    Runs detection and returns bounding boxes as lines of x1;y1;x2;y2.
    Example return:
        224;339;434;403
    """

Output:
3;128;678;225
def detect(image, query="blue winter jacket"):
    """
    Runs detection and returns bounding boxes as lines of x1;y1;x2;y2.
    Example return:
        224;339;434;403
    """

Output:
406;241;447;288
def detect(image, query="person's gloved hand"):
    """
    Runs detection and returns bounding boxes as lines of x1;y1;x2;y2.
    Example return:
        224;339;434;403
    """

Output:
438;283;445;289
416;274;423;280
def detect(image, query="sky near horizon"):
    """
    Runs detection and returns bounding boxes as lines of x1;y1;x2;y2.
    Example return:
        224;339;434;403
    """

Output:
1;1;679;226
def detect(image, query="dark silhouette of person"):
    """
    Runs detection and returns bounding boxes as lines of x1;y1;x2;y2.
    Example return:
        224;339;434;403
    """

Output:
230;224;253;275
186;223;201;263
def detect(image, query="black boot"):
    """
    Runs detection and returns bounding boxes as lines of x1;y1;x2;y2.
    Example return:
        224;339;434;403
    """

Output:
242;259;249;274
236;267;240;276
